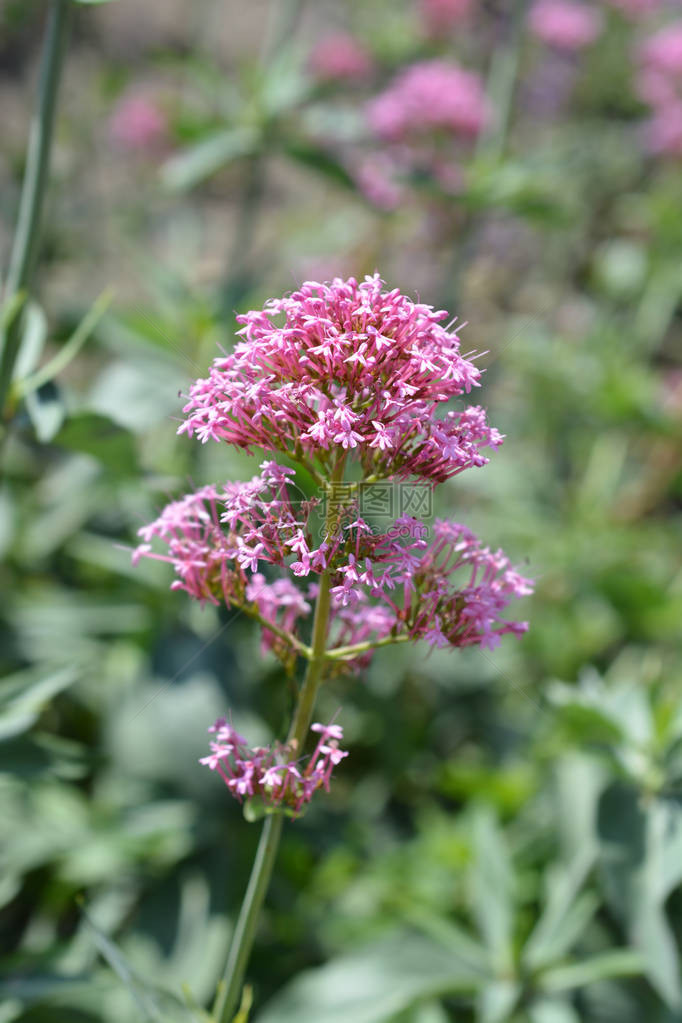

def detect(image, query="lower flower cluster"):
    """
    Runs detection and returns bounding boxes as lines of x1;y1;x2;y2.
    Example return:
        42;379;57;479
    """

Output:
200;719;347;816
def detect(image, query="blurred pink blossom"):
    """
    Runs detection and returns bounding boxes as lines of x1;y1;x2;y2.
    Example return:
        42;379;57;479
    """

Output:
109;93;166;152
604;0;662;17
367;60;489;142
528;0;603;51
641;100;682;153
418;0;473;34
639;23;682;77
353;152;406;209
635;67;678;106
309;32;373;82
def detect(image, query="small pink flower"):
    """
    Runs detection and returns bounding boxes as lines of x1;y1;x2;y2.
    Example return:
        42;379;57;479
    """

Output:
309;32;373;83
528;0;603;51
201;718;347;815
109;94;166;152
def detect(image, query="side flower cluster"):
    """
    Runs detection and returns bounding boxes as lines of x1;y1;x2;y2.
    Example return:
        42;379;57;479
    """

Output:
133;465;534;669
178;275;502;485
200;719;348;815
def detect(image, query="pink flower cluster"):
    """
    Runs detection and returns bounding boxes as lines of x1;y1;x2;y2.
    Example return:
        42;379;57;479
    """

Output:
637;22;682;154
528;0;603;52
309;32;373;83
362;61;487;200
324;516;533;661
400;520;534;651
367;60;488;142
179;275;502;485
133;461;316;608
133;465;533;666
200;719;347;815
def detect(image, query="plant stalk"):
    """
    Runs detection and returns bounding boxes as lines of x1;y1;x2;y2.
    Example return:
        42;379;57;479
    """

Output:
476;0;528;163
214;455;345;1023
0;0;71;420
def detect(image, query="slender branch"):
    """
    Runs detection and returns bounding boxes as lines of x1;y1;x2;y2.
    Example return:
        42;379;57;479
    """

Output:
214;452;345;1023
325;632;411;662
476;0;528;163
240;604;312;660
0;0;71;420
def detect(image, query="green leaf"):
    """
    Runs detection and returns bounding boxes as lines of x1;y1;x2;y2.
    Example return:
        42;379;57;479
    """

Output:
477;979;520;1023
524;835;598;974
17;289;113;398
53;412;137;474
598;785;682;1007
402;906;490;973
0;666;79;741
25;381;65;442
79;901;168;1023
548;683;626;746
257;933;483;1023
12;300;46;381
282;141;356;190
470;808;514;971
524;889;598;973
161;127;259;191
231;984;253;1023
528;998;581;1023
259;47;310;116
539;950;643;993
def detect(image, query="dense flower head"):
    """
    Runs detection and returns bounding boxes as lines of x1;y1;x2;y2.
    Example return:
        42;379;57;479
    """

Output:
367;61;489;142
200;718;348;815
529;0;603;51
133;468;533;669
179;275;502;485
309;32;373;82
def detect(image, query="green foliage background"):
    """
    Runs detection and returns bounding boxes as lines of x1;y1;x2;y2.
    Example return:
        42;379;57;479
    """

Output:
1;1;681;1021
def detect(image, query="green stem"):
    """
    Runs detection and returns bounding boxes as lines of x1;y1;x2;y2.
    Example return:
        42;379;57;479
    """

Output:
212;812;283;1023
214;454;345;1023
476;0;528;163
0;0;71;420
